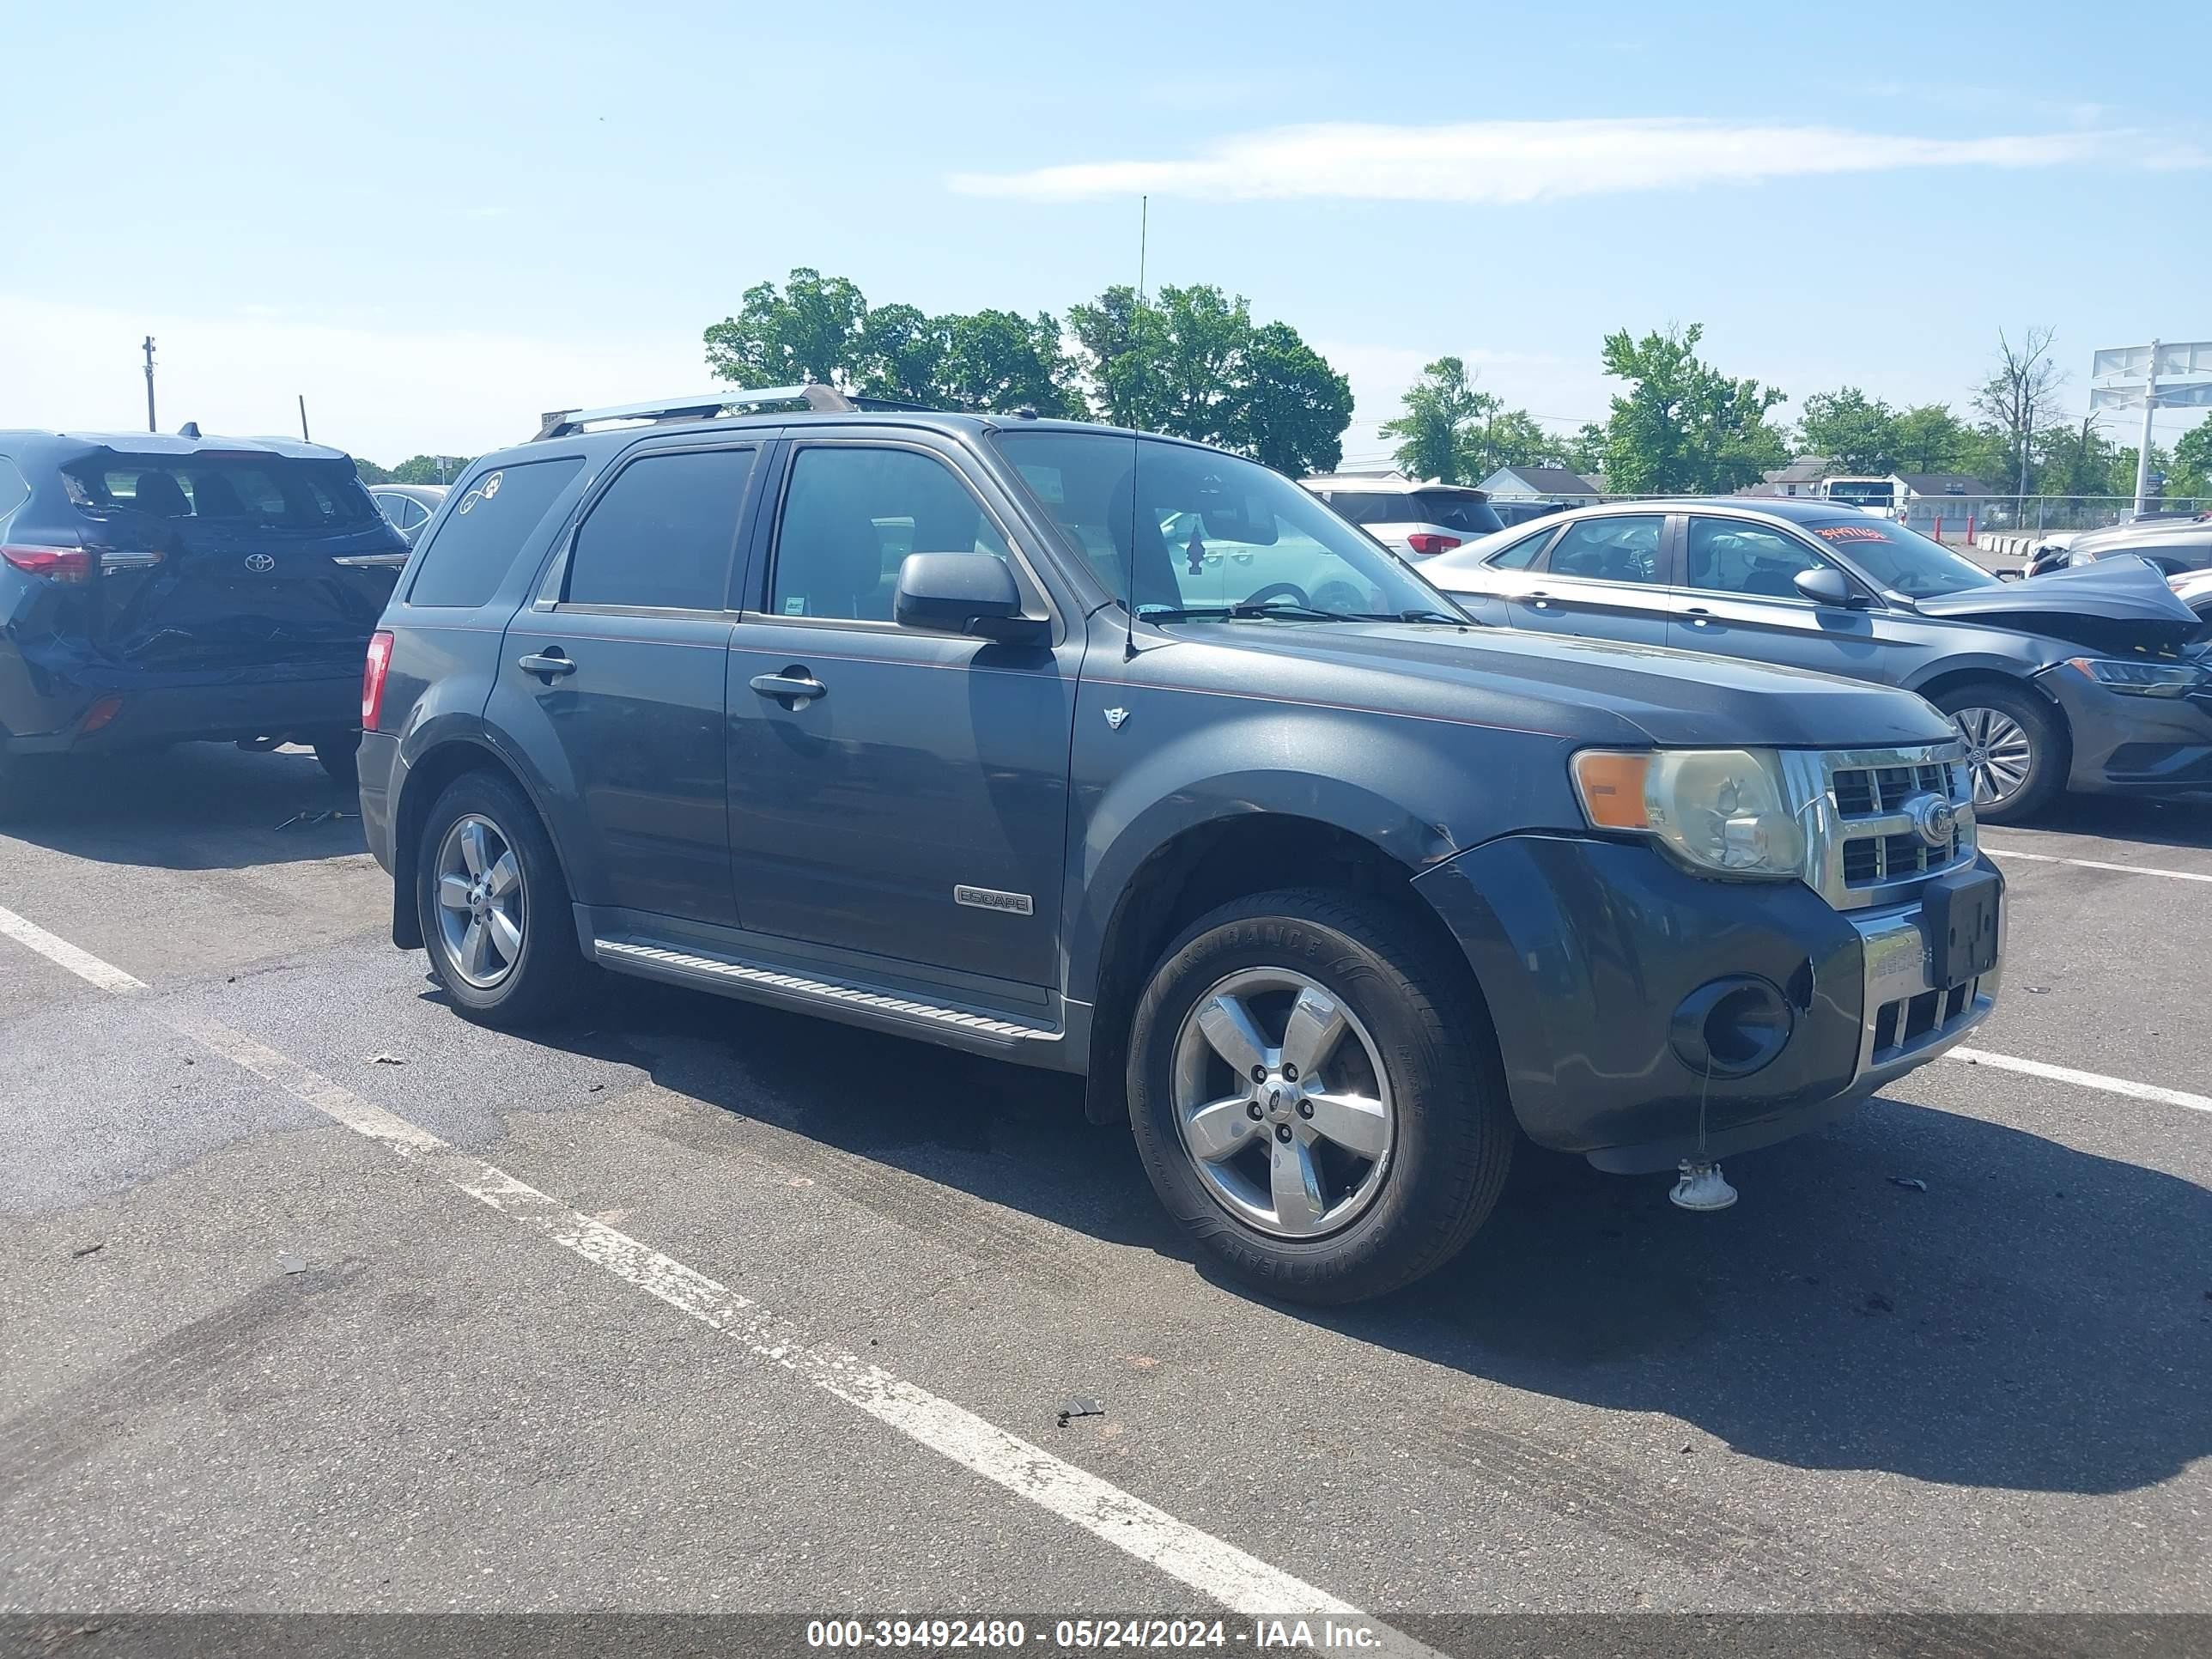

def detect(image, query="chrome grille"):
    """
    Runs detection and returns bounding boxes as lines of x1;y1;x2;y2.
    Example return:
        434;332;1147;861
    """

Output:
1869;976;1987;1066
1787;743;1978;910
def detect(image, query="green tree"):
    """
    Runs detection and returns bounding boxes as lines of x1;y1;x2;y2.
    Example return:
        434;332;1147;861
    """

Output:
704;267;868;387
2168;421;2212;499
1889;404;1984;476
387;454;471;485
936;309;1084;417
1380;356;1492;483
353;457;392;484
1795;387;1899;474
1594;323;1787;494
1233;320;1352;476
1068;284;1351;475
850;302;945;404
1565;423;1608;481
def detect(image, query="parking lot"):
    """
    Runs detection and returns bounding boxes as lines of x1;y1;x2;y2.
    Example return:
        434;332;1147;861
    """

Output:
3;743;2208;1650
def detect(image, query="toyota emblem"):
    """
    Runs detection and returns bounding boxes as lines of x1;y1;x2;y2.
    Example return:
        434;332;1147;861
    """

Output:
244;553;276;574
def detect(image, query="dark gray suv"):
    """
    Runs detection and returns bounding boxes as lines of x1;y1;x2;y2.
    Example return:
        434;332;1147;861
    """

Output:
1426;499;2210;821
359;393;2004;1304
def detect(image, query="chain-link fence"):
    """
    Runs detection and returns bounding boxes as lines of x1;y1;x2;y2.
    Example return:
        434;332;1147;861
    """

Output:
1549;493;2212;544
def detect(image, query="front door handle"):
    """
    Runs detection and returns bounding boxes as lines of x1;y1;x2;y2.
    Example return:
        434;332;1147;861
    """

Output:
518;649;576;678
1683;607;1713;629
1526;589;1553;611
750;669;827;707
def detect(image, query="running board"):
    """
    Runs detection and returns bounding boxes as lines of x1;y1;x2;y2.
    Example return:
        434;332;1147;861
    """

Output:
592;938;1063;1049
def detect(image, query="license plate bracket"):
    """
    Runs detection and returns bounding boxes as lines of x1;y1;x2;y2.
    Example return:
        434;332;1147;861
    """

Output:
1920;866;2000;988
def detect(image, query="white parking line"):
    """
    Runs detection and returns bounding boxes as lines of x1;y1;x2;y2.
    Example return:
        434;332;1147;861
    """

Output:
1;908;1446;1655
1983;845;2212;884
0;902;148;991
1947;1047;2212;1115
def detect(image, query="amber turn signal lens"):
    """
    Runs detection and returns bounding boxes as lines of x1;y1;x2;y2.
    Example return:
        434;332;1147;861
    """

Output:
1571;750;1653;830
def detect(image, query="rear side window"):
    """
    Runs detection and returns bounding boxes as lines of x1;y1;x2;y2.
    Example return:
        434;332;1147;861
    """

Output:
63;456;377;529
566;447;754;611
0;458;26;522
1486;525;1559;569
1326;493;1402;526
409;458;584;608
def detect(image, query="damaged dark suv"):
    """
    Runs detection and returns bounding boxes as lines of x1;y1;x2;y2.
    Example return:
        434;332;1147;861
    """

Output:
0;429;407;802
359;393;2007;1304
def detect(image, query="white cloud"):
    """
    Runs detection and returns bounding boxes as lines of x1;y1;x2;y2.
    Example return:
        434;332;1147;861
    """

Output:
949;118;2202;204
0;295;706;463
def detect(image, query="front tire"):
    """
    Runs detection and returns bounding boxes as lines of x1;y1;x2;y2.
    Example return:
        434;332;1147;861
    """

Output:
415;770;588;1027
1126;890;1514;1304
1934;681;2065;823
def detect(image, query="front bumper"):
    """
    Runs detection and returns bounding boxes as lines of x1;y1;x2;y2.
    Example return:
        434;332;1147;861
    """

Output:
1414;835;2002;1174
2040;665;2212;795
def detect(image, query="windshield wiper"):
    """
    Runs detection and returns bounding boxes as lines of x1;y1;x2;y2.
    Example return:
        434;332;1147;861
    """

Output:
1137;600;1368;623
1373;608;1468;624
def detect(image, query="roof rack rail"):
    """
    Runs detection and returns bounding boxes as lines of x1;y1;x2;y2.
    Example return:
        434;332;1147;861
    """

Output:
532;383;860;441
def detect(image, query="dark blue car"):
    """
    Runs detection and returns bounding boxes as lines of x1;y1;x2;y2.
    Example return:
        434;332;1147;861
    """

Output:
0;429;407;801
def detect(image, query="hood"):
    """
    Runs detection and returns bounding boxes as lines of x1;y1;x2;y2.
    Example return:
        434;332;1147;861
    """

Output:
1913;557;2203;653
1173;622;1958;750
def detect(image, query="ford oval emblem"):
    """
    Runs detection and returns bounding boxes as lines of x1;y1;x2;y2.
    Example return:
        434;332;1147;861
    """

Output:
244;553;276;574
1905;792;1956;848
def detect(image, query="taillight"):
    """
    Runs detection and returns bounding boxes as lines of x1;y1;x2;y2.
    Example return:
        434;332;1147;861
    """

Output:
1405;533;1462;556
362;630;395;732
2;544;94;583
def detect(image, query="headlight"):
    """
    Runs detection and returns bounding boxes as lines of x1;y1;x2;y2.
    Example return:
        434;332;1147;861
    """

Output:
2063;657;2207;698
1572;748;1806;878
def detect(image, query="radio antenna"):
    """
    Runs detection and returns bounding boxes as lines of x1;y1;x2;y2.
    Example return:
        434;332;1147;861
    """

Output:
1122;438;1140;660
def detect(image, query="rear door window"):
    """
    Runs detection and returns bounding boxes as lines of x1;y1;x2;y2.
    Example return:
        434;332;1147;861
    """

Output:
1486;525;1559;569
408;458;584;608
564;447;755;611
1546;515;1668;584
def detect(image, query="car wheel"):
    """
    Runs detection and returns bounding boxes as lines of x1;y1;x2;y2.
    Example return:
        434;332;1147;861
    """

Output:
415;770;589;1027
1126;889;1514;1304
1936;682;2065;823
313;730;362;789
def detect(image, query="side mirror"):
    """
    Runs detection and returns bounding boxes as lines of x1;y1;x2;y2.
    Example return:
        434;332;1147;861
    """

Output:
1792;565;1866;609
893;551;1045;644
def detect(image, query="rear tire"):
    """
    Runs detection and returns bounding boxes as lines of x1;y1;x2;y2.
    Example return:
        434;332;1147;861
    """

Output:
1126;889;1514;1305
314;730;362;789
1934;680;2066;824
415;770;589;1028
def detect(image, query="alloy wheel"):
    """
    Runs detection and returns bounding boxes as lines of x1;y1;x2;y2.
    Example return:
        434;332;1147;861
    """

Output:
433;813;526;989
1949;707;2033;809
1170;968;1396;1239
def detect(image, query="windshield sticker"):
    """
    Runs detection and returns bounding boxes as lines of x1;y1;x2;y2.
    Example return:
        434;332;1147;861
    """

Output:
456;471;504;515
1815;524;1889;543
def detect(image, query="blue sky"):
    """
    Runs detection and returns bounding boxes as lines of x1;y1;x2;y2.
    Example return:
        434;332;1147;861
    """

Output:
6;0;2208;467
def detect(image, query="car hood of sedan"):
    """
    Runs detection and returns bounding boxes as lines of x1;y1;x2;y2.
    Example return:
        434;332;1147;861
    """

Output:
1913;557;2203;653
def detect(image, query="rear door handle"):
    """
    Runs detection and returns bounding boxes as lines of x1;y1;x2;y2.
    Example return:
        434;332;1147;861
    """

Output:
518;649;576;678
1526;588;1553;611
1683;607;1713;628
750;669;826;707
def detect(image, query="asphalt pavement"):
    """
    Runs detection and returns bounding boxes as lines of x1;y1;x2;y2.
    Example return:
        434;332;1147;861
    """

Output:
2;742;2207;1655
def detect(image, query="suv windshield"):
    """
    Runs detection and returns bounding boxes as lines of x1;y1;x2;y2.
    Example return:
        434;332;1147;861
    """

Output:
995;432;1455;622
1807;518;1997;598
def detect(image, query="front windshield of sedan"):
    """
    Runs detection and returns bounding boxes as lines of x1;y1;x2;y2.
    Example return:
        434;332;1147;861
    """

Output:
1808;518;1997;598
992;430;1454;621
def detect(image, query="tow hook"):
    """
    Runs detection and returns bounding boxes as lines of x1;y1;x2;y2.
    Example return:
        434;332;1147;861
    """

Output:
1670;1158;1738;1212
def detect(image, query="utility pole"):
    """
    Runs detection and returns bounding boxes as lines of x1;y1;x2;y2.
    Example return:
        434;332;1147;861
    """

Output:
142;336;157;433
1138;195;1147;305
2134;339;2159;516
